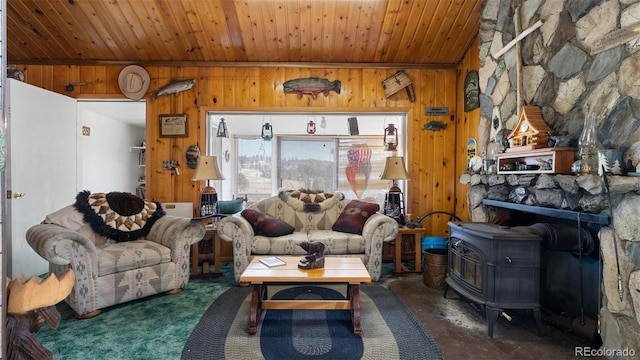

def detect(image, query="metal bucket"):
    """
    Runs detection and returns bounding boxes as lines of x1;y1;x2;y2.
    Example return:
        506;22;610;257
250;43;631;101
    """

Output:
423;249;448;289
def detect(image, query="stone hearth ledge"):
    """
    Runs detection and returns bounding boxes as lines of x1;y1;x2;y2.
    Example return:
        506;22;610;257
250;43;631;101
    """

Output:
460;172;640;352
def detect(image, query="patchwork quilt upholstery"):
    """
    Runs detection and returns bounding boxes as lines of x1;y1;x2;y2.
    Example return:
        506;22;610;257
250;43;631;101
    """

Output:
27;199;205;318
217;189;398;283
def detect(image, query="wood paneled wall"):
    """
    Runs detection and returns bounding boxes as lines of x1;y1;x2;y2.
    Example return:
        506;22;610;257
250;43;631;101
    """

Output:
13;60;477;236
454;37;480;223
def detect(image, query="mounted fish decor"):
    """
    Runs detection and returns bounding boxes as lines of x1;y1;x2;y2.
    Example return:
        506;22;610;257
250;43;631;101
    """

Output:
283;77;341;98
152;78;196;99
424;121;448;131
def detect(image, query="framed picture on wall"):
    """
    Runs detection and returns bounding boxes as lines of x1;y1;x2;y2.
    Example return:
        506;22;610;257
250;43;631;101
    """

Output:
159;114;188;137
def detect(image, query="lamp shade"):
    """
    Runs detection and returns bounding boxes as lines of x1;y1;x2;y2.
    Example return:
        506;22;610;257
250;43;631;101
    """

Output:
192;156;225;181
380;156;409;180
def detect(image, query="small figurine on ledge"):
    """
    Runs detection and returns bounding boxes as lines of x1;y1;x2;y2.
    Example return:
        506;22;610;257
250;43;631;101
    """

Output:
298;241;325;270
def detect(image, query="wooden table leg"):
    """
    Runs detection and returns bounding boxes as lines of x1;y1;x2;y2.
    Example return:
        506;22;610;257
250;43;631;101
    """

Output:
190;228;222;279
247;284;263;335
414;233;422;272
191;244;198;275
348;284;362;336
394;233;402;273
213;232;221;274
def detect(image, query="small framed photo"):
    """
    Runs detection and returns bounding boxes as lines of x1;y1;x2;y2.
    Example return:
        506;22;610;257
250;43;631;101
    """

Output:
159;114;188;137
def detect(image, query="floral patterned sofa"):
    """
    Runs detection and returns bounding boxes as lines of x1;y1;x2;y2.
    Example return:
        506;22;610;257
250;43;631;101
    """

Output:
217;189;398;283
26;191;205;319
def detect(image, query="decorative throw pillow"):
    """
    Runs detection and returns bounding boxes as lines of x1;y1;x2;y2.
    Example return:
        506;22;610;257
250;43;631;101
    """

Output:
74;190;165;242
332;200;380;235
241;209;295;237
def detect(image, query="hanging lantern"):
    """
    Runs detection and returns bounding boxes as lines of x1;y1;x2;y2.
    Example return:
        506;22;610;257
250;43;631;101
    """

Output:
384;124;398;151
307;120;316;134
216;117;228;138
261;122;273;140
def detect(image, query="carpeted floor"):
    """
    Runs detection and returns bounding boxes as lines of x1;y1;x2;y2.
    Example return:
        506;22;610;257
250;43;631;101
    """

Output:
182;284;442;360
34;264;238;360
32;258;597;359
33;262;403;360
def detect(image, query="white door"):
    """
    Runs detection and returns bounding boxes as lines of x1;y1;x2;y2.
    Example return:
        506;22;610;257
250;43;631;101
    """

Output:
7;79;78;278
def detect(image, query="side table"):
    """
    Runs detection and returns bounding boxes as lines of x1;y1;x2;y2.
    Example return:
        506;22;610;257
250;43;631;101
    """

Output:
191;226;222;278
393;227;426;274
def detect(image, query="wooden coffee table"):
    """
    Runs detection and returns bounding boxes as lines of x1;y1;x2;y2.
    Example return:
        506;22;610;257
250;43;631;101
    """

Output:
239;256;372;336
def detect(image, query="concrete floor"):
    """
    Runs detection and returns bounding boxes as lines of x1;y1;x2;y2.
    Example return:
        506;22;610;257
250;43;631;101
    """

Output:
386;272;604;360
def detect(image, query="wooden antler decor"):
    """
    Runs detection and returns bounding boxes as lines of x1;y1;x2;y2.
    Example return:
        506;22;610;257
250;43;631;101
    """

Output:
7;270;75;360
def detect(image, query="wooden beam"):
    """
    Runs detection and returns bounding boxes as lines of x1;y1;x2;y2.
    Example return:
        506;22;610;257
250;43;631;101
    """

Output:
516;7;524;118
7;59;458;69
493;20;544;59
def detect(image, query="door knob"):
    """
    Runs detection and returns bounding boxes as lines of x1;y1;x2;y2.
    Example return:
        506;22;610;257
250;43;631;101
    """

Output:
13;192;25;199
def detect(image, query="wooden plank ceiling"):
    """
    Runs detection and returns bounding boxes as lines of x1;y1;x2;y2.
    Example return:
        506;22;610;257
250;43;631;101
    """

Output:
7;0;482;67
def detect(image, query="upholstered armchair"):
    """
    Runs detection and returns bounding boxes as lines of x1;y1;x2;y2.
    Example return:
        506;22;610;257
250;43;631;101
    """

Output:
26;191;205;319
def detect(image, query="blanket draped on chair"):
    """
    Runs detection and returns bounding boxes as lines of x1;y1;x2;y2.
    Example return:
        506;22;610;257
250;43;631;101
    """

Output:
74;190;164;242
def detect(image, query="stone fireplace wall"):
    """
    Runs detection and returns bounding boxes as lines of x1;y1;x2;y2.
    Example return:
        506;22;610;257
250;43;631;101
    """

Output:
478;0;640;355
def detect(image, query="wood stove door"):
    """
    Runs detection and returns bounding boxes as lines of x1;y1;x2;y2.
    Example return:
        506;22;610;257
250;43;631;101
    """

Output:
448;239;485;301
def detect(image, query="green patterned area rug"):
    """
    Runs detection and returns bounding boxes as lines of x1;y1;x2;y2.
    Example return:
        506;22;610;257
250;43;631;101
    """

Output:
34;264;238;360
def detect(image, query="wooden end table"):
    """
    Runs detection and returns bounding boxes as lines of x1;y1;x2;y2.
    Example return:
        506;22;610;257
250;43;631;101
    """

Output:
190;226;222;278
393;227;426;274
239;256;371;336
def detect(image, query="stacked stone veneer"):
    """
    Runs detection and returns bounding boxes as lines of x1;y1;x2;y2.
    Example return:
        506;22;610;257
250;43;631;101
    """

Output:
477;0;640;355
478;0;640;153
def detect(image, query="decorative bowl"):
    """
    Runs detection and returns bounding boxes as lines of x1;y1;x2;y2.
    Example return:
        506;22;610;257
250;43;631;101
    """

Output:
218;199;244;214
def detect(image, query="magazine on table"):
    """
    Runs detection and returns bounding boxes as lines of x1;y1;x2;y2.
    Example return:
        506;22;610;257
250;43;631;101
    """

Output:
259;256;287;267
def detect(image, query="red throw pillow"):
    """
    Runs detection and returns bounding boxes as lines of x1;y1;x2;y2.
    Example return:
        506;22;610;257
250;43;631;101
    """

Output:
241;209;295;237
332;200;380;235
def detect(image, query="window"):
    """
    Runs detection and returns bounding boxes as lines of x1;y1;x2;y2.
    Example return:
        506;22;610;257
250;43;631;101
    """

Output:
336;137;389;204
207;112;406;207
276;136;392;205
279;138;336;190
237;138;272;203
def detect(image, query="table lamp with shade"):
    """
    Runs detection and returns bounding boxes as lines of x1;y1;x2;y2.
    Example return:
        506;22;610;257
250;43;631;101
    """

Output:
380;156;409;225
192;156;225;218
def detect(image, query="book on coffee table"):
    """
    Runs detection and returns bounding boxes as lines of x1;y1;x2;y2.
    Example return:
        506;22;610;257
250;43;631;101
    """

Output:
259;256;287;267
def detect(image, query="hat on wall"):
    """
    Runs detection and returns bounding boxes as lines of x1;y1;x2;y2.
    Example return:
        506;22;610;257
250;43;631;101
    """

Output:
118;65;151;100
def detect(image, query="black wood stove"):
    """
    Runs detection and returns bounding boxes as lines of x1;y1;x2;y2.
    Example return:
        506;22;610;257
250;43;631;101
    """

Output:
444;221;542;337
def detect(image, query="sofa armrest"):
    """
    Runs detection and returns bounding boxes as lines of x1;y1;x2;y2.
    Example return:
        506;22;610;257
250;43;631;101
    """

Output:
147;216;206;261
26;223;99;275
362;213;399;245
217;215;255;282
217;215;254;247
